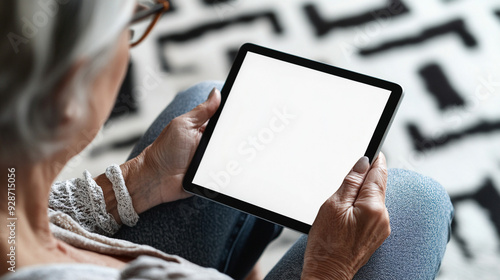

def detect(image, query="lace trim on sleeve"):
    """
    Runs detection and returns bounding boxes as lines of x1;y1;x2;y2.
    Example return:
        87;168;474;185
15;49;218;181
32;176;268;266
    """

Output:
105;164;139;227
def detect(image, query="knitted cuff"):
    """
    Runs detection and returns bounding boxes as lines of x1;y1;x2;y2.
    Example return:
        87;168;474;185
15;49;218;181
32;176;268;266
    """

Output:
105;164;139;227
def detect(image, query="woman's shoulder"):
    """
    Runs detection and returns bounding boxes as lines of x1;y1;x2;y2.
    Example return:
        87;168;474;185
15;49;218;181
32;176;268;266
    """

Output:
0;263;119;280
1;256;232;280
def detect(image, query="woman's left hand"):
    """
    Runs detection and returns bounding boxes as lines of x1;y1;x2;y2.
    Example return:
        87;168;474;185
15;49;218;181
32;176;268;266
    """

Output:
122;88;221;214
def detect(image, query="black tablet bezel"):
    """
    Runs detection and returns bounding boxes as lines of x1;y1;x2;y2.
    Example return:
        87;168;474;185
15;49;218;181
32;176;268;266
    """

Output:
183;43;403;234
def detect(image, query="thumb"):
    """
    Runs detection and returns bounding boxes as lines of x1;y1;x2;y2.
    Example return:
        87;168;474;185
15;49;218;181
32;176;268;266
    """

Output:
333;156;370;205
356;152;388;204
186;87;221;127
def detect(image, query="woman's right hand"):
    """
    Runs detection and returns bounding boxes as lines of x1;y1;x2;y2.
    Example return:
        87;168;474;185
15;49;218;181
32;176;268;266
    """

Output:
302;153;391;280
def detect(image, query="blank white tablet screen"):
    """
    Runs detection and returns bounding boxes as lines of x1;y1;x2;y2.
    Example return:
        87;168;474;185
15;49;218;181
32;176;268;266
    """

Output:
193;52;391;225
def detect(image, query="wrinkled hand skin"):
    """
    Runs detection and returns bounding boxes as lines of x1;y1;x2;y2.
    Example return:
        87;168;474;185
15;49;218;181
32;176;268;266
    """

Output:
141;88;221;204
302;153;391;280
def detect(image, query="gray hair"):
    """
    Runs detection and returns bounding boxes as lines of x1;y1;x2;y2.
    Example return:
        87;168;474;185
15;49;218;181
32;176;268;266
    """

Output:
0;0;135;163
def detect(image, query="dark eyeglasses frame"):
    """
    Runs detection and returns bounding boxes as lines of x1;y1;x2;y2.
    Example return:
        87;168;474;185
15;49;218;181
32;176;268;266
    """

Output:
129;0;169;47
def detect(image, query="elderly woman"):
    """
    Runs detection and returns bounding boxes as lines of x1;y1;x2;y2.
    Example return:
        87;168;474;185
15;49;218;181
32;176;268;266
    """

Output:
0;0;453;279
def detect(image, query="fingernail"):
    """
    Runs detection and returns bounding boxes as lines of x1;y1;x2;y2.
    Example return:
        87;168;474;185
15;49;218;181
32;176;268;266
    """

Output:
353;156;369;173
207;88;216;101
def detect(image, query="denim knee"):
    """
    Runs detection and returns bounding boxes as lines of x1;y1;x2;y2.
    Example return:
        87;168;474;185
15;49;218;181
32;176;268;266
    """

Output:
387;169;453;214
387;168;454;240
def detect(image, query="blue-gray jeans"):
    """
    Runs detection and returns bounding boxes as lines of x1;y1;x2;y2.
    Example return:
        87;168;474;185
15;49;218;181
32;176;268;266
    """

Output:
113;81;454;280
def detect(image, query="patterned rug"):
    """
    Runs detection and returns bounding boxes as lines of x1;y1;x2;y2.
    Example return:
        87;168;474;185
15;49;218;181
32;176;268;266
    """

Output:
60;0;500;278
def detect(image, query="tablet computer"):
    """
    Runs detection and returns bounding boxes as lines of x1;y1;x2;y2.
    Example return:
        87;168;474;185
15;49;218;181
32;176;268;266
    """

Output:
183;43;403;233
